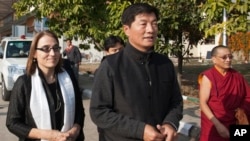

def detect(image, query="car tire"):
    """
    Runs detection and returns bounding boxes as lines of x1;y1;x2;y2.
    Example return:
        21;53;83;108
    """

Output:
2;79;11;101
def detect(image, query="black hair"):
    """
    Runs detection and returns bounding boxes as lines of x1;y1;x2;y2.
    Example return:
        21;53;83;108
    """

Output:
103;35;125;51
211;45;229;56
121;3;159;26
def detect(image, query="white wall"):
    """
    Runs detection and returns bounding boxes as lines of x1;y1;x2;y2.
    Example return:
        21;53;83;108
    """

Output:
59;37;104;63
197;35;220;59
12;25;26;37
58;33;221;63
183;34;220;59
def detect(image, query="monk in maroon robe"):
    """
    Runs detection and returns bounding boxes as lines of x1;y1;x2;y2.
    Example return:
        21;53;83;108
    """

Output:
198;45;250;141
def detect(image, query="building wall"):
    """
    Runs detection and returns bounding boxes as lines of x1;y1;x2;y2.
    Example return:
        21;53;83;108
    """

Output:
60;38;104;63
183;34;221;60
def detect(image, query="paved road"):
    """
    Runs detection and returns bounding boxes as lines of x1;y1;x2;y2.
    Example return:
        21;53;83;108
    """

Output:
0;93;19;140
0;73;201;141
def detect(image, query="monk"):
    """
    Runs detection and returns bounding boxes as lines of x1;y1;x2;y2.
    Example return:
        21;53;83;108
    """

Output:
198;45;250;141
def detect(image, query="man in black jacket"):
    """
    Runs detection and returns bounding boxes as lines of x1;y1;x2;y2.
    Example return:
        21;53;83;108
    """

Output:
90;3;183;141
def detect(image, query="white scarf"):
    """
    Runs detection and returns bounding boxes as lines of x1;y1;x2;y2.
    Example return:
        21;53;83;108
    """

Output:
30;68;75;141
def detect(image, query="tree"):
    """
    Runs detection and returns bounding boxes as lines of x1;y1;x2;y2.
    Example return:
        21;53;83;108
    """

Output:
227;32;250;62
199;0;250;38
13;0;122;51
13;0;204;81
153;0;204;78
200;0;250;63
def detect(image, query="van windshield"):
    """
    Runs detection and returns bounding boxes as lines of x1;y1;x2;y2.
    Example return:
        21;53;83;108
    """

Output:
6;41;32;58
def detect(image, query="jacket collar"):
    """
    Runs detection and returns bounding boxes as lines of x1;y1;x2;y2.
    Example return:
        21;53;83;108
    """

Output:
124;42;154;64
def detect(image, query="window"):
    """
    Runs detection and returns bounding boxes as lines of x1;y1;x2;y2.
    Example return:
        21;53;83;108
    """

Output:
7;41;32;58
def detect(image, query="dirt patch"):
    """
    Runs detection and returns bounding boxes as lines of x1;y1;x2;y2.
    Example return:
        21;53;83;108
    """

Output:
80;63;100;74
181;63;250;98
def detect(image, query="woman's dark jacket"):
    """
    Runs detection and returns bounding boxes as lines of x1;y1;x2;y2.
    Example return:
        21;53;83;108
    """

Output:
6;68;85;141
90;43;183;141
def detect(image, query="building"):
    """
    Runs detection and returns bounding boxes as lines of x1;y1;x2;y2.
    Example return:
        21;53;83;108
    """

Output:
0;0;36;39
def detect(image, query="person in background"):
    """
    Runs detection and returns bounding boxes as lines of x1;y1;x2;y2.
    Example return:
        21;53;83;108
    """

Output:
63;38;82;82
90;3;183;141
6;30;85;141
103;35;125;56
93;35;125;75
198;45;250;141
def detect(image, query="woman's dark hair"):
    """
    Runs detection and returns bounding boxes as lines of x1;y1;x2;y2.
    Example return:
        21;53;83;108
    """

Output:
121;3;159;26
26;30;62;75
103;35;125;51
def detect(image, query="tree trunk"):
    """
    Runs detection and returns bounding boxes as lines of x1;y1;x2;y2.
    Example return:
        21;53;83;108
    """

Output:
177;50;183;86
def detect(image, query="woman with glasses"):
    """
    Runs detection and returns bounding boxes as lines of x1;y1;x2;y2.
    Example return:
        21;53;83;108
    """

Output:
198;45;250;141
6;30;85;141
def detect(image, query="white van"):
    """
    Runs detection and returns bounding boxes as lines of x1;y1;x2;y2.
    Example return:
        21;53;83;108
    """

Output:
0;36;33;101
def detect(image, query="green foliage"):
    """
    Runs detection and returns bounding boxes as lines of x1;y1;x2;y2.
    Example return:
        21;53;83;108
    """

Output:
12;0;205;74
200;0;250;37
13;0;250;55
155;0;204;57
13;0;109;50
13;0;204;52
79;43;90;50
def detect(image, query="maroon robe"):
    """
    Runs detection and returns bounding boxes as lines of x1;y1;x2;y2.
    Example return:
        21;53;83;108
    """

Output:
199;67;250;141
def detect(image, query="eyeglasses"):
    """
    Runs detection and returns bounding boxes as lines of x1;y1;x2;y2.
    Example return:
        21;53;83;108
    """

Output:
36;46;61;53
216;55;233;60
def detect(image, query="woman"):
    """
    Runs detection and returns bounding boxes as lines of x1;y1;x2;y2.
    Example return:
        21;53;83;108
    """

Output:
6;30;84;141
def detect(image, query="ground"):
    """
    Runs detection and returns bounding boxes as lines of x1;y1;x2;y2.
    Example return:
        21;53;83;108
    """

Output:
79;61;250;99
80;63;99;74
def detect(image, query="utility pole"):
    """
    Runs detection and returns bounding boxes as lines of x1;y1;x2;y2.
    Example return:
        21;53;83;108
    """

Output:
222;8;227;46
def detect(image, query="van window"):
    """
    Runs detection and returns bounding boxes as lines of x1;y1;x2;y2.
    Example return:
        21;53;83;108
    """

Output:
6;41;32;58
